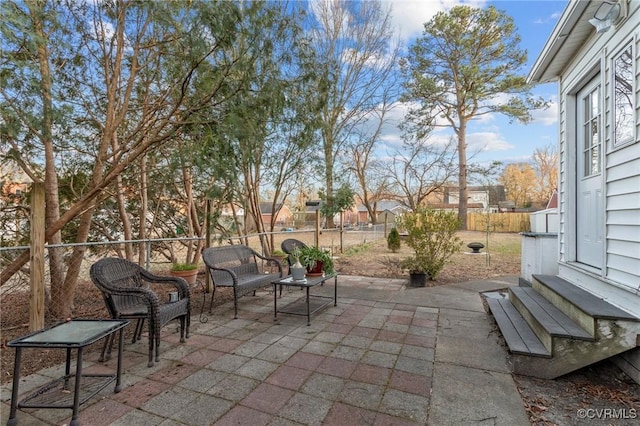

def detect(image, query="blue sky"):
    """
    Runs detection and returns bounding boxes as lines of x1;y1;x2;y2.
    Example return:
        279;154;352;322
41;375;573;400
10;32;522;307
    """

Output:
379;0;567;167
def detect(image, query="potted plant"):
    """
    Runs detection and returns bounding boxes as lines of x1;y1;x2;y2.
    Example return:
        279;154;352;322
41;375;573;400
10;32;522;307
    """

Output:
271;249;287;263
289;254;307;281
400;256;431;287
397;208;462;286
292;245;335;276
170;262;199;285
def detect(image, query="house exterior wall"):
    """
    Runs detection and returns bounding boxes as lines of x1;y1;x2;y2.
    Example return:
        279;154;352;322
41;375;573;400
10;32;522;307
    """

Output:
555;1;640;315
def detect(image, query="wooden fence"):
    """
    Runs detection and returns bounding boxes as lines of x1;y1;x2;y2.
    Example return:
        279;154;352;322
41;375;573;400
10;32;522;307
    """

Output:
467;212;530;233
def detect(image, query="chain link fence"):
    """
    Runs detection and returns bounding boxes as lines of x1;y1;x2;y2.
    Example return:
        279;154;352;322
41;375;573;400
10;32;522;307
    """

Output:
0;225;386;331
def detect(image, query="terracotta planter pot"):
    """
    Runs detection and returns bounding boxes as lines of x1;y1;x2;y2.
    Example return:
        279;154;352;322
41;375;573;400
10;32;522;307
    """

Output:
271;255;287;273
170;269;198;285
306;261;324;277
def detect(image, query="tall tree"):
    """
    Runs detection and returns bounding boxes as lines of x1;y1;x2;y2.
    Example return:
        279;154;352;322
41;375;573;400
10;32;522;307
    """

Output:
2;1;91;315
307;0;400;228
500;163;536;208
206;1;319;254
387;138;457;211
346;100;393;225
0;0;269;317
531;144;558;205
401;5;547;229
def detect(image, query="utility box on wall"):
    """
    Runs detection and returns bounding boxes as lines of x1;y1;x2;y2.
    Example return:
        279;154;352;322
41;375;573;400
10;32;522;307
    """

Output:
521;232;558;282
529;208;558;233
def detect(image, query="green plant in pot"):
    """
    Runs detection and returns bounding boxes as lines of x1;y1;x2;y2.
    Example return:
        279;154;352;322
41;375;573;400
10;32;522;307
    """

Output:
288;252;307;280
270;249;287;267
170;262;199;285
292;246;335;276
171;262;198;272
272;249;286;258
397;208;462;285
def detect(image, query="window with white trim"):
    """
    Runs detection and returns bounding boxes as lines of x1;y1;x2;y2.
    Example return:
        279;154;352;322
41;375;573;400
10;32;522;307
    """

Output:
613;44;633;146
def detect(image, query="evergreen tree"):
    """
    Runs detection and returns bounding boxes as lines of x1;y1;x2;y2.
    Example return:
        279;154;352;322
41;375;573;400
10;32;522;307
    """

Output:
401;5;548;229
387;227;401;253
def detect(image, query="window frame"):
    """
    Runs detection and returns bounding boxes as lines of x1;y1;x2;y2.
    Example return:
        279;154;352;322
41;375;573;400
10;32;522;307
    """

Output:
611;41;635;148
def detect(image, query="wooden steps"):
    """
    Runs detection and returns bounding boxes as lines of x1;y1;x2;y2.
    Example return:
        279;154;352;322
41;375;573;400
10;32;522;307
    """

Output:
486;298;550;357
486;275;640;379
510;287;593;345
532;275;639;321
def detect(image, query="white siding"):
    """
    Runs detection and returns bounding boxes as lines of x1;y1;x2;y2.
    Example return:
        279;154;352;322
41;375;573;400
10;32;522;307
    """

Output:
544;0;640;386
558;88;567;263
636;31;640;141
604;33;640;291
556;5;640;293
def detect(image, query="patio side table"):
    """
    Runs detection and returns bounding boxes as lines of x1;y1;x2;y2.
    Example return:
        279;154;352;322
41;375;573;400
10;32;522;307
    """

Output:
272;273;337;325
7;319;129;426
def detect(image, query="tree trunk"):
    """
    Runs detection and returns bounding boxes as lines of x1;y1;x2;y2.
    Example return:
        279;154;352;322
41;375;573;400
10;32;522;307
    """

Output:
324;130;334;229
457;120;468;230
116;172;133;260
138;154;148;265
30;3;65;318
182;166;200;264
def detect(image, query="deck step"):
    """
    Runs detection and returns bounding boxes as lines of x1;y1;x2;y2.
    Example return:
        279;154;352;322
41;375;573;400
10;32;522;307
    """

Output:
486;298;551;358
532;275;640;321
510;287;593;340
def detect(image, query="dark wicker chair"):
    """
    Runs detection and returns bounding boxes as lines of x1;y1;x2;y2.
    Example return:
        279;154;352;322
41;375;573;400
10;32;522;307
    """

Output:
202;245;282;319
280;238;308;267
90;257;191;367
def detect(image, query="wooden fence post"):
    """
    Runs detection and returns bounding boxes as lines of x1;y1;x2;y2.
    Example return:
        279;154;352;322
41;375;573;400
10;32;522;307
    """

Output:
30;182;45;331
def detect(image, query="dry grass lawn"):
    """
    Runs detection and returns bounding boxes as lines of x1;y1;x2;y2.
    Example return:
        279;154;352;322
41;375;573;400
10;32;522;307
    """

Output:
333;230;521;283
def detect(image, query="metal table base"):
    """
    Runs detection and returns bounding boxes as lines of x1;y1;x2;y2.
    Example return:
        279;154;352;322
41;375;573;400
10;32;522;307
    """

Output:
7;319;128;426
272;274;337;325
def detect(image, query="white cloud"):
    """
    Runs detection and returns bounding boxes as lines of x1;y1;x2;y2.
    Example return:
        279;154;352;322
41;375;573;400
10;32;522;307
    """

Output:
501;154;534;164
467;131;514;152
531;98;558;125
383;0;486;42
533;11;562;25
377;101;413;146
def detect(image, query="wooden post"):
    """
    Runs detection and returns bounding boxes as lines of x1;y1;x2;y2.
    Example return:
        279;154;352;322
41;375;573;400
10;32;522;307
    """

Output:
29;182;45;331
339;211;344;253
383;212;389;237
314;209;320;247
205;199;212;293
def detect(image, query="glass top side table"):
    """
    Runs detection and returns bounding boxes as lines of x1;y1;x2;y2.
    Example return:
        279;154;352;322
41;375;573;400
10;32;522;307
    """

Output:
7;319;129;426
272;273;338;325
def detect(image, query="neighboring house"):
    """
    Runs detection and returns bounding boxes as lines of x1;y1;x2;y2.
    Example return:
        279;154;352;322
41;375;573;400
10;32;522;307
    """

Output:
488;1;640;384
0;170;30;242
242;202;293;231
356;200;410;224
258;202;293;227
422;202;486;212
442;185;506;212
220;202;293;231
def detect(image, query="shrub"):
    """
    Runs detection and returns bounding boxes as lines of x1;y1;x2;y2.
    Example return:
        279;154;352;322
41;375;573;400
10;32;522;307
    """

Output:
387;227;401;253
397;208;462;279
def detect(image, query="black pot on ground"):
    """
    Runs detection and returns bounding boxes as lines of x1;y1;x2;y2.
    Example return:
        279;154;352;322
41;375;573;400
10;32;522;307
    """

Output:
408;272;427;287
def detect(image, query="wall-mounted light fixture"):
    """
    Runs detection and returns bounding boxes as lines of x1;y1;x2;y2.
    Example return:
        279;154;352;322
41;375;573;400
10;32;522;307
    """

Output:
588;1;622;34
